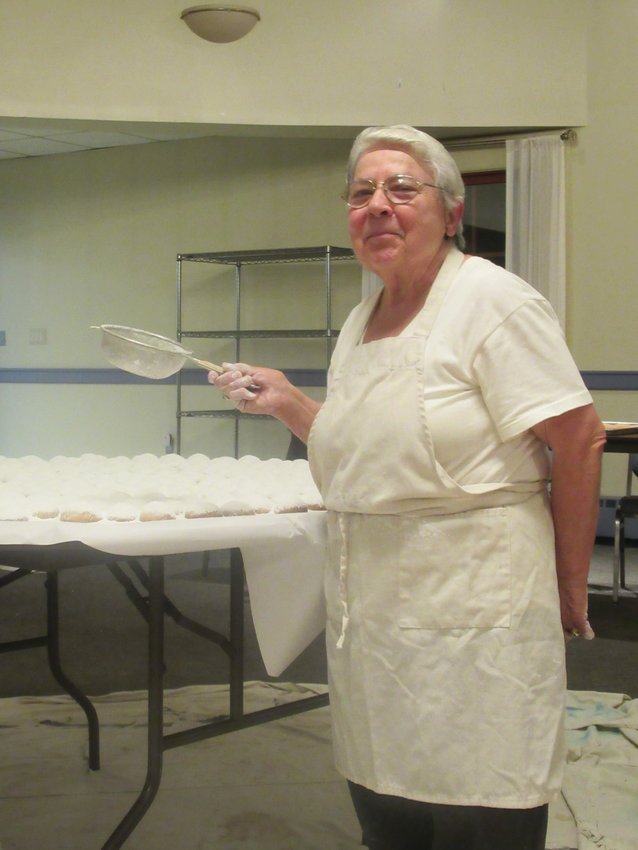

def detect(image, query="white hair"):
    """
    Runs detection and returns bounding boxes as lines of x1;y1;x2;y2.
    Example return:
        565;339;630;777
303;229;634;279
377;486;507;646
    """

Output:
346;124;466;250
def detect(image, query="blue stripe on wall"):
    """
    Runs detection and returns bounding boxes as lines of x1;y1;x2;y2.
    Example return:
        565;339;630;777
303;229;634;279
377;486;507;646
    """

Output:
1;368;638;390
580;371;638;391
0;368;328;387
0;368;176;385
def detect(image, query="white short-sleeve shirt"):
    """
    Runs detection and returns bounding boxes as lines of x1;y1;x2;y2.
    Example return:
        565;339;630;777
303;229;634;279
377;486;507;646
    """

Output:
421;256;592;488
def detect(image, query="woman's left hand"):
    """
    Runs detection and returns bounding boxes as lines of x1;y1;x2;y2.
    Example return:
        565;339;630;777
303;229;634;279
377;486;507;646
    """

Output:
558;574;595;641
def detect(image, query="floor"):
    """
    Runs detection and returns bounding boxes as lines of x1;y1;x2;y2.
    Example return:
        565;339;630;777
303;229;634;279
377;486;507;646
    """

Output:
0;543;637;850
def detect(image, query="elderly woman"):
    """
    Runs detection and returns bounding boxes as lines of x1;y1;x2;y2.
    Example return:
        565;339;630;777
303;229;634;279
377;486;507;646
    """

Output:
210;125;606;850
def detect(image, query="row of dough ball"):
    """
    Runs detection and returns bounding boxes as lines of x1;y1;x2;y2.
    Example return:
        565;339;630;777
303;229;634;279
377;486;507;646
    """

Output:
0;454;323;522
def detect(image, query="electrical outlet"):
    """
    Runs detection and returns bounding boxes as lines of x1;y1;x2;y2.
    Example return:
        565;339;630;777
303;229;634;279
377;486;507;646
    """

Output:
29;328;48;345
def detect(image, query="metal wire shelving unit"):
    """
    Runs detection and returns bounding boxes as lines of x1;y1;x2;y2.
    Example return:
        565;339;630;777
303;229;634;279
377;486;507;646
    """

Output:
175;246;356;455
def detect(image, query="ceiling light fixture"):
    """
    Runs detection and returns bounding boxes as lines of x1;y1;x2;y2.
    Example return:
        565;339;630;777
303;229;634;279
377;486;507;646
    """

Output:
180;5;261;43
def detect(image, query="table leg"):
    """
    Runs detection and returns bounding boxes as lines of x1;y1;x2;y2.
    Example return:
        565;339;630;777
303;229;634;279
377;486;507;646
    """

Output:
102;556;165;850
45;572;100;771
229;548;245;720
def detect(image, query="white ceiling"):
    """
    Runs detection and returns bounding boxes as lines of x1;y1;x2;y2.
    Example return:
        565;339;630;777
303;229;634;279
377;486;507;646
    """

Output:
0;118;381;159
0;117;233;160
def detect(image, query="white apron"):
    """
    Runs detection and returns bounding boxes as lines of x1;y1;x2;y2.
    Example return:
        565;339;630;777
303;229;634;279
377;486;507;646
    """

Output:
308;249;566;808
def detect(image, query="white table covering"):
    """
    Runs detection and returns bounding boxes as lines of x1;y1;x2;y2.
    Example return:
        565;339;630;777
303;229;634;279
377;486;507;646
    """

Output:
0;511;329;676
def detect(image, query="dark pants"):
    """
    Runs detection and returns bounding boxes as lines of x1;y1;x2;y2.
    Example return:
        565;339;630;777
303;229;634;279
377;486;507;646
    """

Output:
348;781;549;850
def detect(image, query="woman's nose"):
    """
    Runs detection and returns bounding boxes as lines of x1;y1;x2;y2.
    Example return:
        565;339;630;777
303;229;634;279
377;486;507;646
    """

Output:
367;186;391;215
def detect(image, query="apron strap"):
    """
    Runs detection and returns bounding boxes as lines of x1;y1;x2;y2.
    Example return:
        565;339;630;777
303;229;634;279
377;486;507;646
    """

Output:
406;247;465;339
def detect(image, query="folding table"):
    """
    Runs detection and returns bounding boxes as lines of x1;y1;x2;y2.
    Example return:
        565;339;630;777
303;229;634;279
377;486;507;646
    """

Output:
0;510;329;849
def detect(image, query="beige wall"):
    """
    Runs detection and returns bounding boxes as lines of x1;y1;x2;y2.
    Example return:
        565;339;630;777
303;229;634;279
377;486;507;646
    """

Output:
0;0;586;130
567;0;638;368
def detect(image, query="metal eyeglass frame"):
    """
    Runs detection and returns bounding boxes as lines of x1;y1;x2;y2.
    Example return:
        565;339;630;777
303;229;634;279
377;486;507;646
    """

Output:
341;174;446;208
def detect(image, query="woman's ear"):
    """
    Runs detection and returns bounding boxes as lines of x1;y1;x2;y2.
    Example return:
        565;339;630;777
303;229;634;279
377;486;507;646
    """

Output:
446;200;465;239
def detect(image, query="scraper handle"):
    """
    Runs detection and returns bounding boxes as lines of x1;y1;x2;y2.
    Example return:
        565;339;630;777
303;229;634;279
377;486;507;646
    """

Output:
190;356;224;373
191;357;260;393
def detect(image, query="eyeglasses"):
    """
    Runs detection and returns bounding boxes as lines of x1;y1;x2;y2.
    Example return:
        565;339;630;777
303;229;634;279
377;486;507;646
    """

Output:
342;174;445;209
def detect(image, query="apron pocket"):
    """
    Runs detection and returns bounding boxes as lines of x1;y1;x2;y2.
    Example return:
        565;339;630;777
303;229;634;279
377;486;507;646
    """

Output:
397;508;511;630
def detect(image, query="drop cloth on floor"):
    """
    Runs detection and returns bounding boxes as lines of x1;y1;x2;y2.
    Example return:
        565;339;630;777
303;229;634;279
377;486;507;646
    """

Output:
547;690;638;850
1;685;637;850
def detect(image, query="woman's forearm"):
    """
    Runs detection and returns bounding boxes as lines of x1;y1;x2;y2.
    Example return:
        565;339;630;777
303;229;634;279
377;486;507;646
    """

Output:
533;404;605;577
532;404;606;637
549;435;604;639
271;383;322;444
549;436;604;583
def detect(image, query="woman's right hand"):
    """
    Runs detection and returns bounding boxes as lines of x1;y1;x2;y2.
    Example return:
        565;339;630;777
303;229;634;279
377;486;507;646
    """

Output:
209;362;291;416
209;362;322;443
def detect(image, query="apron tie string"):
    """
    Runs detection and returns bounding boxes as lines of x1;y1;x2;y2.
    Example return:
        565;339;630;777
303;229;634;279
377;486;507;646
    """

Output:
336;513;350;649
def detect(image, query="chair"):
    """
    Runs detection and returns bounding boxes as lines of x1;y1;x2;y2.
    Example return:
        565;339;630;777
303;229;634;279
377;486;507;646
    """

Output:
612;453;638;602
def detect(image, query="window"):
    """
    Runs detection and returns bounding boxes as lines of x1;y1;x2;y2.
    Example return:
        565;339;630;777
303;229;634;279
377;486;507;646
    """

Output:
462;171;505;267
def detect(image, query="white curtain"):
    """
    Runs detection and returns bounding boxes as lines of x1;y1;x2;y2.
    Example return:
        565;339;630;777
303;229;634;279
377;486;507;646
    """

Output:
505;135;566;327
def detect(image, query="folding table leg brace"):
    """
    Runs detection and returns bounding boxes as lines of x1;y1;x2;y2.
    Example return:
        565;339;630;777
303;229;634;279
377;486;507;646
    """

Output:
102;549;329;849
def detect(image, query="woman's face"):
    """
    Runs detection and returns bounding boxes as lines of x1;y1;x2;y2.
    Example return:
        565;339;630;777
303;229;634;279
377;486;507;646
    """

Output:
347;147;460;280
